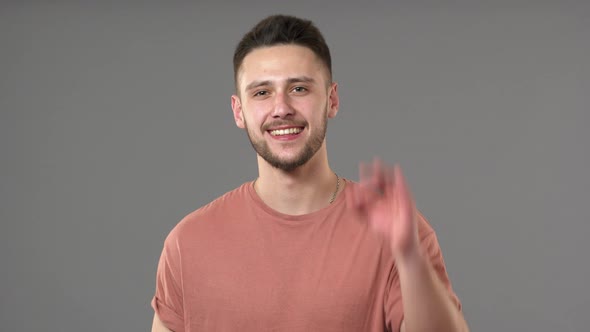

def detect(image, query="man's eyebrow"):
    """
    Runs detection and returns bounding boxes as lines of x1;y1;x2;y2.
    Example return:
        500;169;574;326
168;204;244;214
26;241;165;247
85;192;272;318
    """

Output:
245;80;272;92
244;76;317;91
286;76;316;85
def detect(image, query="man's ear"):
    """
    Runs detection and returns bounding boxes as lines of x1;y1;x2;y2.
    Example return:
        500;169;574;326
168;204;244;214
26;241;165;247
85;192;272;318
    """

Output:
327;82;339;118
231;95;246;129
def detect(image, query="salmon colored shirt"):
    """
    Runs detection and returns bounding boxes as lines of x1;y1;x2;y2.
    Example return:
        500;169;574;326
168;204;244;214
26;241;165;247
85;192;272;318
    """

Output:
152;179;461;332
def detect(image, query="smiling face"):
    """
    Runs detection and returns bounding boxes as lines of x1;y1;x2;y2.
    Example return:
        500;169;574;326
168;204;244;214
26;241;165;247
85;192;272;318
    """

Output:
231;44;339;172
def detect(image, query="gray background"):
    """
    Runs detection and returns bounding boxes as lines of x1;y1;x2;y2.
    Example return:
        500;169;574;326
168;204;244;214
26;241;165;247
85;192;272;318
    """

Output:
1;1;588;331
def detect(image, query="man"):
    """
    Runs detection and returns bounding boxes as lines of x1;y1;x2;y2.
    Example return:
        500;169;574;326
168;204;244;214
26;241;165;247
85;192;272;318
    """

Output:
151;14;469;332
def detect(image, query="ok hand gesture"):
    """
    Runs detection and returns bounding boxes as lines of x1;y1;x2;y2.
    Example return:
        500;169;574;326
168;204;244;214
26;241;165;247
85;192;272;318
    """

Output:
349;159;421;260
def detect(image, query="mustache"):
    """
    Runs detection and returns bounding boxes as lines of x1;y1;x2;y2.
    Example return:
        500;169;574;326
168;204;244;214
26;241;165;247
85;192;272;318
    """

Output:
262;120;307;131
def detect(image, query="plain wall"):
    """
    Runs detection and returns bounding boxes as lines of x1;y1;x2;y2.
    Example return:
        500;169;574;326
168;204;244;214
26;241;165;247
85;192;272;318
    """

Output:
1;1;589;331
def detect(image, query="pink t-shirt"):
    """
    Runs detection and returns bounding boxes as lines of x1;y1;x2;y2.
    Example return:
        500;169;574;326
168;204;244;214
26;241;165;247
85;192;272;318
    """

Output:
152;179;461;331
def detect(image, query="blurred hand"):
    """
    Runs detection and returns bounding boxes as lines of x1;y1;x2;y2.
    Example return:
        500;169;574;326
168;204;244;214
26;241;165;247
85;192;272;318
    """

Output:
348;159;420;260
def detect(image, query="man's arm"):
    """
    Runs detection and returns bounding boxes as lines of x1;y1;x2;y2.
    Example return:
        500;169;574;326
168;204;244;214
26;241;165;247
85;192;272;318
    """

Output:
152;226;185;332
351;161;468;332
151;313;173;332
397;247;469;332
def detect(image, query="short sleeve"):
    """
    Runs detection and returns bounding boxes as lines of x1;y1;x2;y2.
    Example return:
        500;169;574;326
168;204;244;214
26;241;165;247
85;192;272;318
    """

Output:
384;212;462;332
422;226;462;312
151;230;185;332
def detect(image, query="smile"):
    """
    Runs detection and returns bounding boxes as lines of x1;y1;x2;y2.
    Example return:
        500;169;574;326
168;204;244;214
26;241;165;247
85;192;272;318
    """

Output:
268;127;303;136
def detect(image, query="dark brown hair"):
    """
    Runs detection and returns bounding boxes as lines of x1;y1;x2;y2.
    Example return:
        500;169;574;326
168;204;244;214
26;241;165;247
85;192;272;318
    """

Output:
233;14;332;87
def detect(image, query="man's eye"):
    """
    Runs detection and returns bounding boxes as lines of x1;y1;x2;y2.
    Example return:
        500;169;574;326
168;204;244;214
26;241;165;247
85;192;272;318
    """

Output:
293;86;307;93
254;90;268;97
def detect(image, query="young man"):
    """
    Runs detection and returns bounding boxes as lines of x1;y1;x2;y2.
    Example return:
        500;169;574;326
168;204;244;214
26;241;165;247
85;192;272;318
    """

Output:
151;15;469;332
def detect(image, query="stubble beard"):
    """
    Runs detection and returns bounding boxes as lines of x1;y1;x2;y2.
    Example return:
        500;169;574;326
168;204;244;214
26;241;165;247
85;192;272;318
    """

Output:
244;108;328;173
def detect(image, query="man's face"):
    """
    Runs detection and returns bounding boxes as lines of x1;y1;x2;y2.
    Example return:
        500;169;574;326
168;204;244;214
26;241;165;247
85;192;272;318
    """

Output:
231;44;339;172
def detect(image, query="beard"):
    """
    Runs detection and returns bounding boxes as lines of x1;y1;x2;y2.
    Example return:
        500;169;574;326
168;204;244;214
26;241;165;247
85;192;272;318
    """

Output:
244;108;328;173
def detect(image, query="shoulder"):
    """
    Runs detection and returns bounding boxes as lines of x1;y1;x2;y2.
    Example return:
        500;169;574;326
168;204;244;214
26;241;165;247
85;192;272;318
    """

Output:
165;182;253;245
416;211;436;241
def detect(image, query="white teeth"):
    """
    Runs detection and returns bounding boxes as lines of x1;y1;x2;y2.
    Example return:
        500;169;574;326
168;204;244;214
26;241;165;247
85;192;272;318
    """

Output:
270;127;303;136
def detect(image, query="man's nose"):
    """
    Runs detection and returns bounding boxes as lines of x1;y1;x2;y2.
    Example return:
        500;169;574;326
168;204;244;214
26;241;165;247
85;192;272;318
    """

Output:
271;92;294;118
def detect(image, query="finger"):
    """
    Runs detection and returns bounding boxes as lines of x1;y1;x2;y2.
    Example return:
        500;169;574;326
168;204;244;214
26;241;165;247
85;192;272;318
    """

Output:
360;161;371;186
359;161;378;197
372;157;386;195
394;164;414;210
357;162;374;208
384;163;396;196
347;182;364;209
358;183;381;209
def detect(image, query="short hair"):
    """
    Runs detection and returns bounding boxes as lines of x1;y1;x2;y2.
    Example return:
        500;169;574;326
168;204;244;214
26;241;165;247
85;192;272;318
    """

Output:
233;14;332;87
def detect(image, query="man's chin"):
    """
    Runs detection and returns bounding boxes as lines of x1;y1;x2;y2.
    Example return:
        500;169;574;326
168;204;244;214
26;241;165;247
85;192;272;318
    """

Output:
268;160;302;172
254;144;317;172
261;155;309;172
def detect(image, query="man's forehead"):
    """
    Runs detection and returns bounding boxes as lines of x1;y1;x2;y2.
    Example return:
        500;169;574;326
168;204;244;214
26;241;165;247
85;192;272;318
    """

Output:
237;45;329;89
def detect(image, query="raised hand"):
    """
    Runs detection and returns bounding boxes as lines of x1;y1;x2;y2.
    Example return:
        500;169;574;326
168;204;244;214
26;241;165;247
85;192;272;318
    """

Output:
348;159;420;259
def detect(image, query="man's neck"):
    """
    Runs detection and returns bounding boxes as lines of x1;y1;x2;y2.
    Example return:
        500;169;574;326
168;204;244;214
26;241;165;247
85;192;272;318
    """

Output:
253;150;342;216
